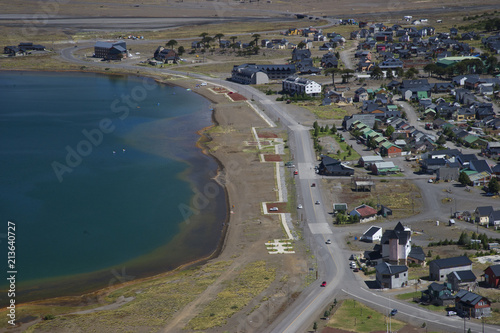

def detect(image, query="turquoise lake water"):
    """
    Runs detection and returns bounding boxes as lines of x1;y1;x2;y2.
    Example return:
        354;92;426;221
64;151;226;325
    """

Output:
0;71;226;302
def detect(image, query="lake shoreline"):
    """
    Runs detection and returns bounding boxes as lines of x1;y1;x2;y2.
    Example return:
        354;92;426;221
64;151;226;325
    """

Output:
0;70;232;307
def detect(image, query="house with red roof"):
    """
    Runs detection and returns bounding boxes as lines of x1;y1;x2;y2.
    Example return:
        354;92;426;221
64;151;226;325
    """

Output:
349;204;378;223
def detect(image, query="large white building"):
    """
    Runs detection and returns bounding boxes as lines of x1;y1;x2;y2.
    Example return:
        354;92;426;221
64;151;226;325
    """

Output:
282;76;322;96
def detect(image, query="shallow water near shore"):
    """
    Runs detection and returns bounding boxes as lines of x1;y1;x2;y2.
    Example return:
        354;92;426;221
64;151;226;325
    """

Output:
0;71;226;303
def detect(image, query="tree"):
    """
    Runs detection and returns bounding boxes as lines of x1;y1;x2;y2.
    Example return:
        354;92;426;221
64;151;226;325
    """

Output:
297;41;307;49
214;33;225;47
178;46;185;56
199;32;209;39
368;137;377;150
330;126;337;134
229;36;238;51
341;69;354;83
313;322;318;332
436;134;446;146
370;65;383;79
251;33;261;46
385;125;395;137
459;172;472;186
404;67;419;79
488;177;500;194
313;121;319;129
166;39;178;49
324;67;341;85
201;36;213;49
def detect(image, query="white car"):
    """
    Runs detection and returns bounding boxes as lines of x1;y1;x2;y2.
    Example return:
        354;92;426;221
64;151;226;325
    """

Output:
447;311;457;316
269;207;278;211
428;179;433;183
325;239;331;244
297;204;303;209
315;201;320;205
350;261;356;269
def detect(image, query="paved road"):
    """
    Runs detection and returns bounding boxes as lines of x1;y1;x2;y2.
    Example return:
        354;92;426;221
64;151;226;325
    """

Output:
58;46;500;333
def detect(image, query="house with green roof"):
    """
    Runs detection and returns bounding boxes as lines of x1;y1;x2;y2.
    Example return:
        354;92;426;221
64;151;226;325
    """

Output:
380;142;402;157
463;135;479;146
436;56;479;68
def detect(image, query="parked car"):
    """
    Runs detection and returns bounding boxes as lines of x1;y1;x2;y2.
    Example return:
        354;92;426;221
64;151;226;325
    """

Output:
353;268;359;272
294;170;298;175
447;311;457;316
390;309;398;316
349;254;356;260
297;204;303;209
315;201;320;205
321;281;327;287
269;207;278;211
350;261;356;269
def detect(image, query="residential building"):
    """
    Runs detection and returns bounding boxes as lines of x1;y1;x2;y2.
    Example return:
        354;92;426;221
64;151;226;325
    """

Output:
380;142;402;157
380;222;411;265
375;262;408;289
455;290;491;318
475;206;493;226
360;226;382;242
371;161;399;175
153;46;179;64
429;256;473;281
94;41;127;60
282;76;321;96
231;63;295;84
484;264;500;288
318;155;355;176
407;246;426;266
358;155;384;168
422;282;455;306
447;270;477;291
349;204;378;223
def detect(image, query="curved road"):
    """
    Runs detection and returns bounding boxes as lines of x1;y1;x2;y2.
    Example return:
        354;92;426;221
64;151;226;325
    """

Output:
59;45;499;333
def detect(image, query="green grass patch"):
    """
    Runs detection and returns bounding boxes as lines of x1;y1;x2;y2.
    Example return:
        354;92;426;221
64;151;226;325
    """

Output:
327;299;405;333
185;261;276;330
302;104;348;120
418;303;447;312
396;291;421;300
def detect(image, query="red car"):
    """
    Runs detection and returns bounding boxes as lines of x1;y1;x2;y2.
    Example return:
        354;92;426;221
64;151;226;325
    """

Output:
321;281;327;287
294;170;298;175
311;183;316;187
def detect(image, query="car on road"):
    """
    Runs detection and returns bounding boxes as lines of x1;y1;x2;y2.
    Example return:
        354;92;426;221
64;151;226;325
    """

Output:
321;281;327;287
297;204;303;209
311;183;316;187
447;311;457;316
349;254;356;260
269;207;278;211
294;170;298;175
390;309;398;316
325;239;331;244
315;201;320;205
